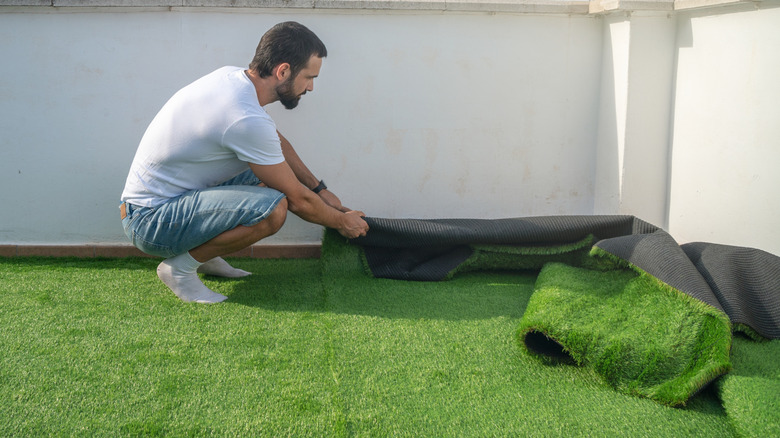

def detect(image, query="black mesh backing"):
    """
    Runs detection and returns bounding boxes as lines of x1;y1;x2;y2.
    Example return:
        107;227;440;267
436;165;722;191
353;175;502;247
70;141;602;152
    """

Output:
682;242;780;338
362;245;474;281
354;216;659;247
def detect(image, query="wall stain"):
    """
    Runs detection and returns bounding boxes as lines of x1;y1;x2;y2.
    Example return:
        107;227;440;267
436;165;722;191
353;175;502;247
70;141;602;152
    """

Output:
417;129;439;192
386;129;403;155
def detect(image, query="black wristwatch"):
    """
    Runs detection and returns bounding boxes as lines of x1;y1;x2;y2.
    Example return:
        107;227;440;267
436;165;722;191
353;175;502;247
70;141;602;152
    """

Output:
312;180;327;194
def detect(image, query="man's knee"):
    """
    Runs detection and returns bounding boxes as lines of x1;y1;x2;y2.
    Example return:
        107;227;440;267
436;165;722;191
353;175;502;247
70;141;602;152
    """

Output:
265;198;288;233
246;198;286;240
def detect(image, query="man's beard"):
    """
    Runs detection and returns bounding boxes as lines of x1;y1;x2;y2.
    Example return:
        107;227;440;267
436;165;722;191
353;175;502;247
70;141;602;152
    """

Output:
276;78;304;110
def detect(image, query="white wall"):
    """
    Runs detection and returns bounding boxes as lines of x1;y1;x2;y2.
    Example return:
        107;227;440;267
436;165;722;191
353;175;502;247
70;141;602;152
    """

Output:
1;3;779;255
589;3;780;255
669;4;780;254
0;9;603;245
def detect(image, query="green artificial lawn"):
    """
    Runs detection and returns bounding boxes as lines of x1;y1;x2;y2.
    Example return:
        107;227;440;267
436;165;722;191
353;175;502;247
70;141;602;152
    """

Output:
0;234;777;436
716;338;780;437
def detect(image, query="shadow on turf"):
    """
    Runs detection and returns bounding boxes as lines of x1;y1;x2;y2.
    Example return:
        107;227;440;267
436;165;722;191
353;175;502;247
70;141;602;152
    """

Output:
0;256;539;321
224;264;536;321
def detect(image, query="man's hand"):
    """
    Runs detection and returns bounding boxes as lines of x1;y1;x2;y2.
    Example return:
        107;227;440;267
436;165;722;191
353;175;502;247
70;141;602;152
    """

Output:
319;189;351;212
337;210;369;239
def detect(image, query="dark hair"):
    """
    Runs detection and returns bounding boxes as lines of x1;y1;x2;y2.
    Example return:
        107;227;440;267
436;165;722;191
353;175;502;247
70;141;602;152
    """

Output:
249;22;327;79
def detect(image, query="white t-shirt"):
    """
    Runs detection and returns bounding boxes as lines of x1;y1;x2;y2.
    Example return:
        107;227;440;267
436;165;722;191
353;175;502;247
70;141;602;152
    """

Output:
121;66;285;207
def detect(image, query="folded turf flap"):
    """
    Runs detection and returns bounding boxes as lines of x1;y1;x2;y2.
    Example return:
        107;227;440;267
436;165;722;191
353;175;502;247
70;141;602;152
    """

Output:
353;216;657;281
595;232;780;339
593;231;724;313
682;242;780;340
518;263;733;407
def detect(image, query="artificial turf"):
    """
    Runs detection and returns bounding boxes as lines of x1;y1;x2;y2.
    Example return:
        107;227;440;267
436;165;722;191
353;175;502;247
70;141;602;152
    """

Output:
0;235;777;436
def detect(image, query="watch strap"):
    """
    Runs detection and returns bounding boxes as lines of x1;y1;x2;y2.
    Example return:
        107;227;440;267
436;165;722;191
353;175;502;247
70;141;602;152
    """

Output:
312;180;327;194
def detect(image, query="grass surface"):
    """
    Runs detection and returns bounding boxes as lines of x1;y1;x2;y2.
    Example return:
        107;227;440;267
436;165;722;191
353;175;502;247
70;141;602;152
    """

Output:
716;337;780;437
0;235;776;436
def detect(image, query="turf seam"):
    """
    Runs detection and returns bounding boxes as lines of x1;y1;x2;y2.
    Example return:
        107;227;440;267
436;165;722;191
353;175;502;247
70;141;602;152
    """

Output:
318;244;350;438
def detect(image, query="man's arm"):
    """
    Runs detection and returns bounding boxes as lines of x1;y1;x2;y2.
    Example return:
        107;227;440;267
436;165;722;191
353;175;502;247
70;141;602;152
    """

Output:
249;161;368;239
277;131;350;212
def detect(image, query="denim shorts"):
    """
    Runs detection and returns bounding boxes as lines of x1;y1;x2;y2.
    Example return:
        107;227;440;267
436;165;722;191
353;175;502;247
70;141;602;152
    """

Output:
121;169;286;258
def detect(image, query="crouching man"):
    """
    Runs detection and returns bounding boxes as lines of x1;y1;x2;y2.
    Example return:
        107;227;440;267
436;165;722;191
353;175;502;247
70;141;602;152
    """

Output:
119;22;369;303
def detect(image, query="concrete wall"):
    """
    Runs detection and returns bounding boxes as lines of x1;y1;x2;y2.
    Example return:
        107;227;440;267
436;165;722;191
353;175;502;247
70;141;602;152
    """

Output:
593;2;780;256
0;8;603;245
594;12;677;229
668;4;780;254
1;1;778;255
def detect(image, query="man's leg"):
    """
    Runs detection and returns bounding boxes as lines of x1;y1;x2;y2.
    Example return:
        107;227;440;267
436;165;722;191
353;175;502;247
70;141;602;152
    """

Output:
191;198;288;262
157;198;288;303
193;169;279;277
123;175;286;303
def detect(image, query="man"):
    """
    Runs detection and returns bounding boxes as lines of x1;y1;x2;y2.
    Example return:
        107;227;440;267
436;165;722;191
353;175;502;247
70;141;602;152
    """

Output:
120;22;369;304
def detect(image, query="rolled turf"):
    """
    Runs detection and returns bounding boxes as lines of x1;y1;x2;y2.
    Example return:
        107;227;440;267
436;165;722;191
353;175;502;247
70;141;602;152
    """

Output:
517;262;732;406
